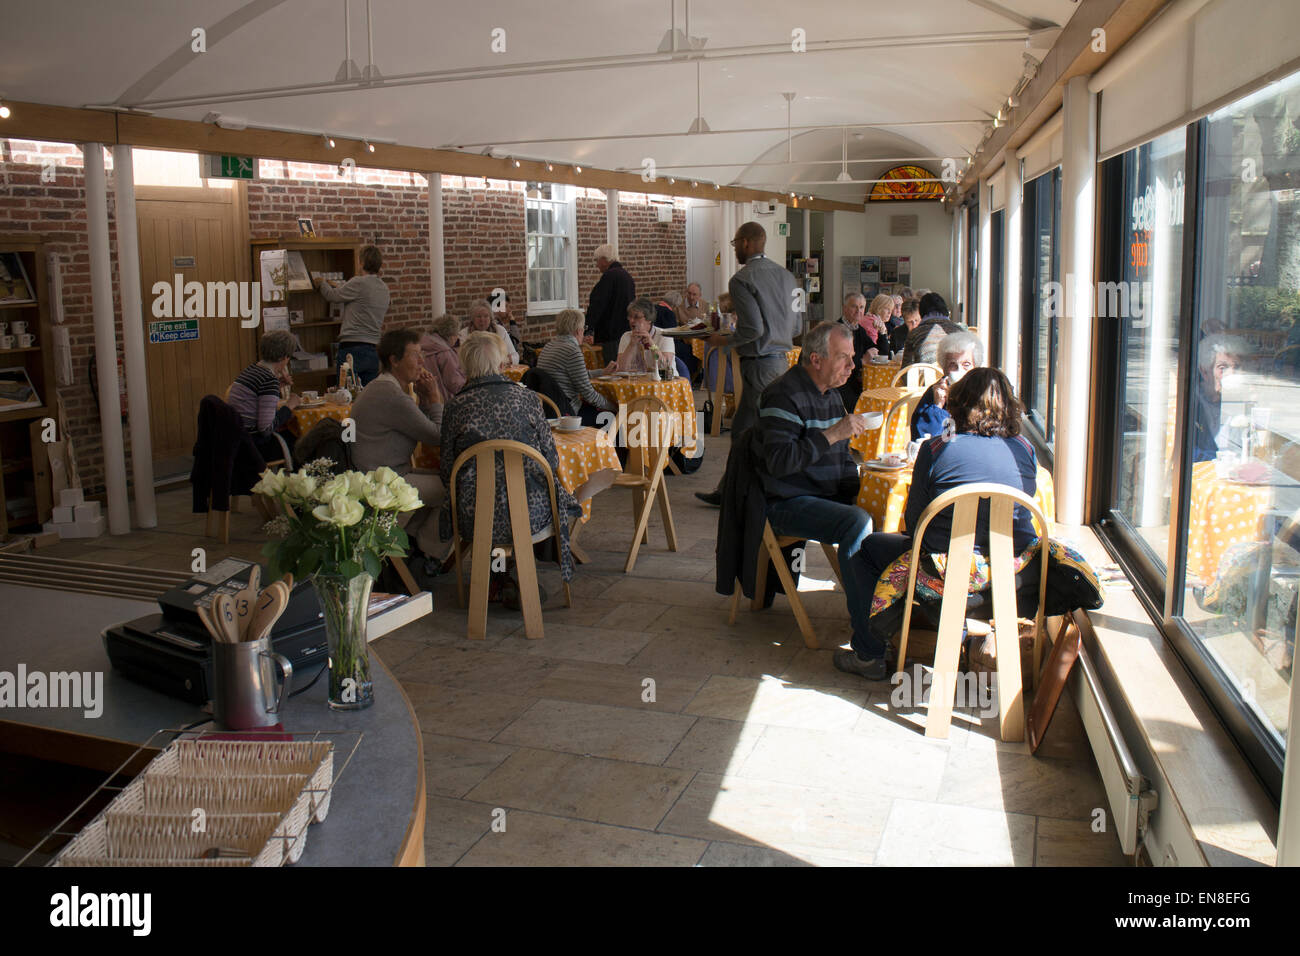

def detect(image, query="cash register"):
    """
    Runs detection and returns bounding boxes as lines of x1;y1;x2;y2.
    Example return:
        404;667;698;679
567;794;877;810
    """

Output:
103;557;329;704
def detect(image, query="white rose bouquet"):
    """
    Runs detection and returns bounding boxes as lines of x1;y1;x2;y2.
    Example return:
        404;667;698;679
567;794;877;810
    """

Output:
253;458;422;582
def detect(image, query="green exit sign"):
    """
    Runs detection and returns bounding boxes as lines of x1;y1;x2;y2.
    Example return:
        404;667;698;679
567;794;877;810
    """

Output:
203;154;258;180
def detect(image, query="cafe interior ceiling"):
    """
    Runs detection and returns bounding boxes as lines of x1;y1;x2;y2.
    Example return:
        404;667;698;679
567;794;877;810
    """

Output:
0;0;1073;203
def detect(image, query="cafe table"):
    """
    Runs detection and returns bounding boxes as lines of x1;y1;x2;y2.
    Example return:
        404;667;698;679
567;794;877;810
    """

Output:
501;364;529;382
862;357;902;391
591;372;698;451
856;462;1057;537
849;386;916;458
786;347;801;369
288;399;351;436
551;424;623;562
1184;459;1296;584
582;344;605;370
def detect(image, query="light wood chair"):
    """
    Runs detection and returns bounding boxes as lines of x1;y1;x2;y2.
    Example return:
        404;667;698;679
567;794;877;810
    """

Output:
876;391;925;458
705;345;743;436
890;362;944;390
449;439;573;640
894;483;1050;741
536;393;562;418
727;520;843;649
613;395;679;573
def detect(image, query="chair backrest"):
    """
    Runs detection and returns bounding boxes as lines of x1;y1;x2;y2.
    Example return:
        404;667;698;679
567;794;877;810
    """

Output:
621;395;675;480
877;391;924;458
890;362;944;389
899;482;1051;648
521;366;570;414
448;439;563;547
535;392;562;418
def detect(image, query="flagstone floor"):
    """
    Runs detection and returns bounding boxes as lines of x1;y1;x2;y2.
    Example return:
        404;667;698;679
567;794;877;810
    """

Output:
38;432;1124;867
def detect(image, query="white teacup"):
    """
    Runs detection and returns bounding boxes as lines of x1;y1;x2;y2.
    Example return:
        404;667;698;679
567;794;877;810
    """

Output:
17;334;34;348
0;322;8;336
11;321;27;335
0;335;14;349
559;416;581;430
302;390;319;403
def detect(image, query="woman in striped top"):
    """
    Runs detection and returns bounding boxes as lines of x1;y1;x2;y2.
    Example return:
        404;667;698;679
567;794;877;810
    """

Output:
537;308;614;426
227;330;298;462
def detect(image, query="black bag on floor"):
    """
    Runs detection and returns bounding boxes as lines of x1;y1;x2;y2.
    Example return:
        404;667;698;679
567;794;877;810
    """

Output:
669;446;704;474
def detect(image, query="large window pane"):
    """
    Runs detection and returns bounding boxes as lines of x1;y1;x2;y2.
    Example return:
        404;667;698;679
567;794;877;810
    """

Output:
1182;72;1300;750
1108;129;1186;570
1021;168;1061;440
990;209;1004;364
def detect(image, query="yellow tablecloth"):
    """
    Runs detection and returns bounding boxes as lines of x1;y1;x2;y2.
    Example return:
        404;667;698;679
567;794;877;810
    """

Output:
551;426;622;521
786;347;801;369
856;463;1056;537
850;386;915;458
861;358;902;391
591;374;698;448
582;344;605;370
1185;459;1276;583
502;364;529;382
288;401;351;436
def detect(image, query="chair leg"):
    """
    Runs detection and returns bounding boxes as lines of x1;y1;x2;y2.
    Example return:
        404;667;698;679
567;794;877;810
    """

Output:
655;470;678;551
989;496;1025;741
504;462;544;639
391;556;420;597
763;527;818;649
728;580;741;626
925;512;977;740
454;539;466;609
624;483;656;574
819;542;843;588
467;531;493;640
205;496;215;538
220;510;230;546
231;496;240;513
752;542;771;611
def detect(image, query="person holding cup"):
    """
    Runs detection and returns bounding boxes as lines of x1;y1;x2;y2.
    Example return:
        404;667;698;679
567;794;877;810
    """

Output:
609;297;675;375
227;330;299;462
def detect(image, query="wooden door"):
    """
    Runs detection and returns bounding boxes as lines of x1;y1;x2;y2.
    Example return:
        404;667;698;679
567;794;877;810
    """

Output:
136;184;253;467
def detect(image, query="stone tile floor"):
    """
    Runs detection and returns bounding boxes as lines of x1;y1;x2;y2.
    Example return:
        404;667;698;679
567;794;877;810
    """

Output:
37;431;1126;867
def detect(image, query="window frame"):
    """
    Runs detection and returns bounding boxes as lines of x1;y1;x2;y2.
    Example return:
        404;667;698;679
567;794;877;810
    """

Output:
525;182;577;314
1019;166;1062;446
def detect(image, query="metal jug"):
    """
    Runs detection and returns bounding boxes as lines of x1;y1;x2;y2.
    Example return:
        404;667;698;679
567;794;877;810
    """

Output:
212;636;293;730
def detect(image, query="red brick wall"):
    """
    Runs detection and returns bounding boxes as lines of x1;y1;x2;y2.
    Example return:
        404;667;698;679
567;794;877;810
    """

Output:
0;144;686;498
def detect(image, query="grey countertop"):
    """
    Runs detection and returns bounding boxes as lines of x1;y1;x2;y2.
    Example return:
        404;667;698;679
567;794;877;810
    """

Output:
0;581;421;867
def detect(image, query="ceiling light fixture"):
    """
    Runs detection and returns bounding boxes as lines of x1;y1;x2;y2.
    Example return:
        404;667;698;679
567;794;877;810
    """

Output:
575;165;583;173
691;181;698;188
323;134;335;148
546;162;554;171
0;99;10;120
668;177;676;184
365;140;375;152
836;128;852;183
512;158;521;167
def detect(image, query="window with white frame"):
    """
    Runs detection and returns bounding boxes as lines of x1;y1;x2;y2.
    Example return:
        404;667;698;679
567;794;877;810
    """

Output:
525;182;575;313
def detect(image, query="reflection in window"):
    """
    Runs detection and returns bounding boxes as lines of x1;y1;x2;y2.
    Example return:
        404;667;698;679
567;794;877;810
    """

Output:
1020;168;1061;440
1184;72;1300;749
1109;129;1186;572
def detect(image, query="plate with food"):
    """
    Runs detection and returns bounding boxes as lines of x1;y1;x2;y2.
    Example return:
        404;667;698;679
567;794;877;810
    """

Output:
1226;460;1273;485
864;455;909;471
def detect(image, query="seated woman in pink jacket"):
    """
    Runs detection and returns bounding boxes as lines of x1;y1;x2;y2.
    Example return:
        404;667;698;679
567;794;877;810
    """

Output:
420;313;468;398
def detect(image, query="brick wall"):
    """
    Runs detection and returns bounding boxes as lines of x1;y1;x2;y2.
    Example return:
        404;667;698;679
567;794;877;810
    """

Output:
0;143;687;498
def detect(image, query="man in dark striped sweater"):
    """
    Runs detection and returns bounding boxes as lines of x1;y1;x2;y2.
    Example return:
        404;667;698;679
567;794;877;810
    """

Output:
755;321;888;679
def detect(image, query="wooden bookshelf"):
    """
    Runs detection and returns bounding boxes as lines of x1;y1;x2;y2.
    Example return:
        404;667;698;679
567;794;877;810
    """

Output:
250;237;362;392
0;236;57;538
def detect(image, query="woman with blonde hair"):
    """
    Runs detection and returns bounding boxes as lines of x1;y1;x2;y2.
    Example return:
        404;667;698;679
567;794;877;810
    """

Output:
536;308;615;426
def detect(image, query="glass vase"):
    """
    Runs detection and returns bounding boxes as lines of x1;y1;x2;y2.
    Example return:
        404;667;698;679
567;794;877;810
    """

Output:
313;573;374;711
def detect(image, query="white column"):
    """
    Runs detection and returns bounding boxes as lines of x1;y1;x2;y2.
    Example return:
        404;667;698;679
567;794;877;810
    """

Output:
1055;75;1098;526
1001;149;1023;387
732;201;747;287
83;144;130;535
606;188;619;253
801;207;811;258
950;207;964;318
427;172;446;316
717;201;732;300
977;177;993;353
111;145;156;529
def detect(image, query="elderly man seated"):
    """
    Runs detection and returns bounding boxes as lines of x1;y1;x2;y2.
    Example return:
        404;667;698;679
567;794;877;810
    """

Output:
350;328;446;573
752;321;886;677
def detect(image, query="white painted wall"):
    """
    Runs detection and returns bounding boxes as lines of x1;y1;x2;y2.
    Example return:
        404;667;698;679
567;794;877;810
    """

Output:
823;201;953;315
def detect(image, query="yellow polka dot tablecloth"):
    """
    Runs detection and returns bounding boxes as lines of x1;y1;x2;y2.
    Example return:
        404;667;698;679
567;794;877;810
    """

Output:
1185;459;1274;584
856;464;1056;536
591;374;698;448
501;364;529;382
551;426;622;521
849;387;914;459
861;358;902;392
786;347;801;369
288;401;351;436
582;344;605;371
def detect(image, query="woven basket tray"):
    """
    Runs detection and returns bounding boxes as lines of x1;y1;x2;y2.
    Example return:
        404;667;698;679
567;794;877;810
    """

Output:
54;739;334;867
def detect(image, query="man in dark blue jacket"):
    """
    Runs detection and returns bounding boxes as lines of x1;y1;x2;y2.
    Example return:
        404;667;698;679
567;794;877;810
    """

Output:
754;321;882;675
587;243;636;363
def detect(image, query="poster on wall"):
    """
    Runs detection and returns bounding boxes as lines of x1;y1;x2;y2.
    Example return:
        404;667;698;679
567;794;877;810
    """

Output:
861;257;880;283
842;281;861;303
862;282;880;299
898;256;911;285
840;257;861;285
879;284;894;296
881;257;899;284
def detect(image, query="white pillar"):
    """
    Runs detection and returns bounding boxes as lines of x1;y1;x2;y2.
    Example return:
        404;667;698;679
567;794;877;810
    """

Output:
801;207;811;259
83;144;130;535
427;172;446;316
717;201;732;301
1001;149;1023;388
111;145;156;529
606;188;619;253
1055;75;1098;526
950;207;963;317
977;176;993;352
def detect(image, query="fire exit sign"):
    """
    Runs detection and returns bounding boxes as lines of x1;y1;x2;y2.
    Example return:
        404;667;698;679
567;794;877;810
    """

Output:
203;154;258;180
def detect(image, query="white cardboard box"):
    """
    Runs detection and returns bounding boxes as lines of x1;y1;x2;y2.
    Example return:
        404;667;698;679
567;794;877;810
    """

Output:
74;515;106;538
73;501;101;521
58;488;84;508
52;505;74;523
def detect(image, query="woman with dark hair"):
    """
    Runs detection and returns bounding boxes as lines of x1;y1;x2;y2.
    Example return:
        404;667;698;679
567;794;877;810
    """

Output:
834;367;1039;681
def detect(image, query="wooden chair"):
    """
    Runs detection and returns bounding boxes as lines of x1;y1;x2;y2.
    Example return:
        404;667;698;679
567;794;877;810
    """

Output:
876;391;925;458
536;393;562;418
221;383;291;521
894;483;1051;741
449;439;573;640
705;345;743;436
613;395;679;573
890;362;944;390
727;520;843;649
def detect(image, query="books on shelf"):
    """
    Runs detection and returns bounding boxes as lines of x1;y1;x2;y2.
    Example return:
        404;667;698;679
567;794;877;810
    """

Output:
0;366;42;411
0;253;35;305
259;250;314;300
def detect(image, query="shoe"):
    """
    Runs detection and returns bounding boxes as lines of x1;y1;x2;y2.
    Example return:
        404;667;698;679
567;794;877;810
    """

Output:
695;491;722;507
833;649;891;681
